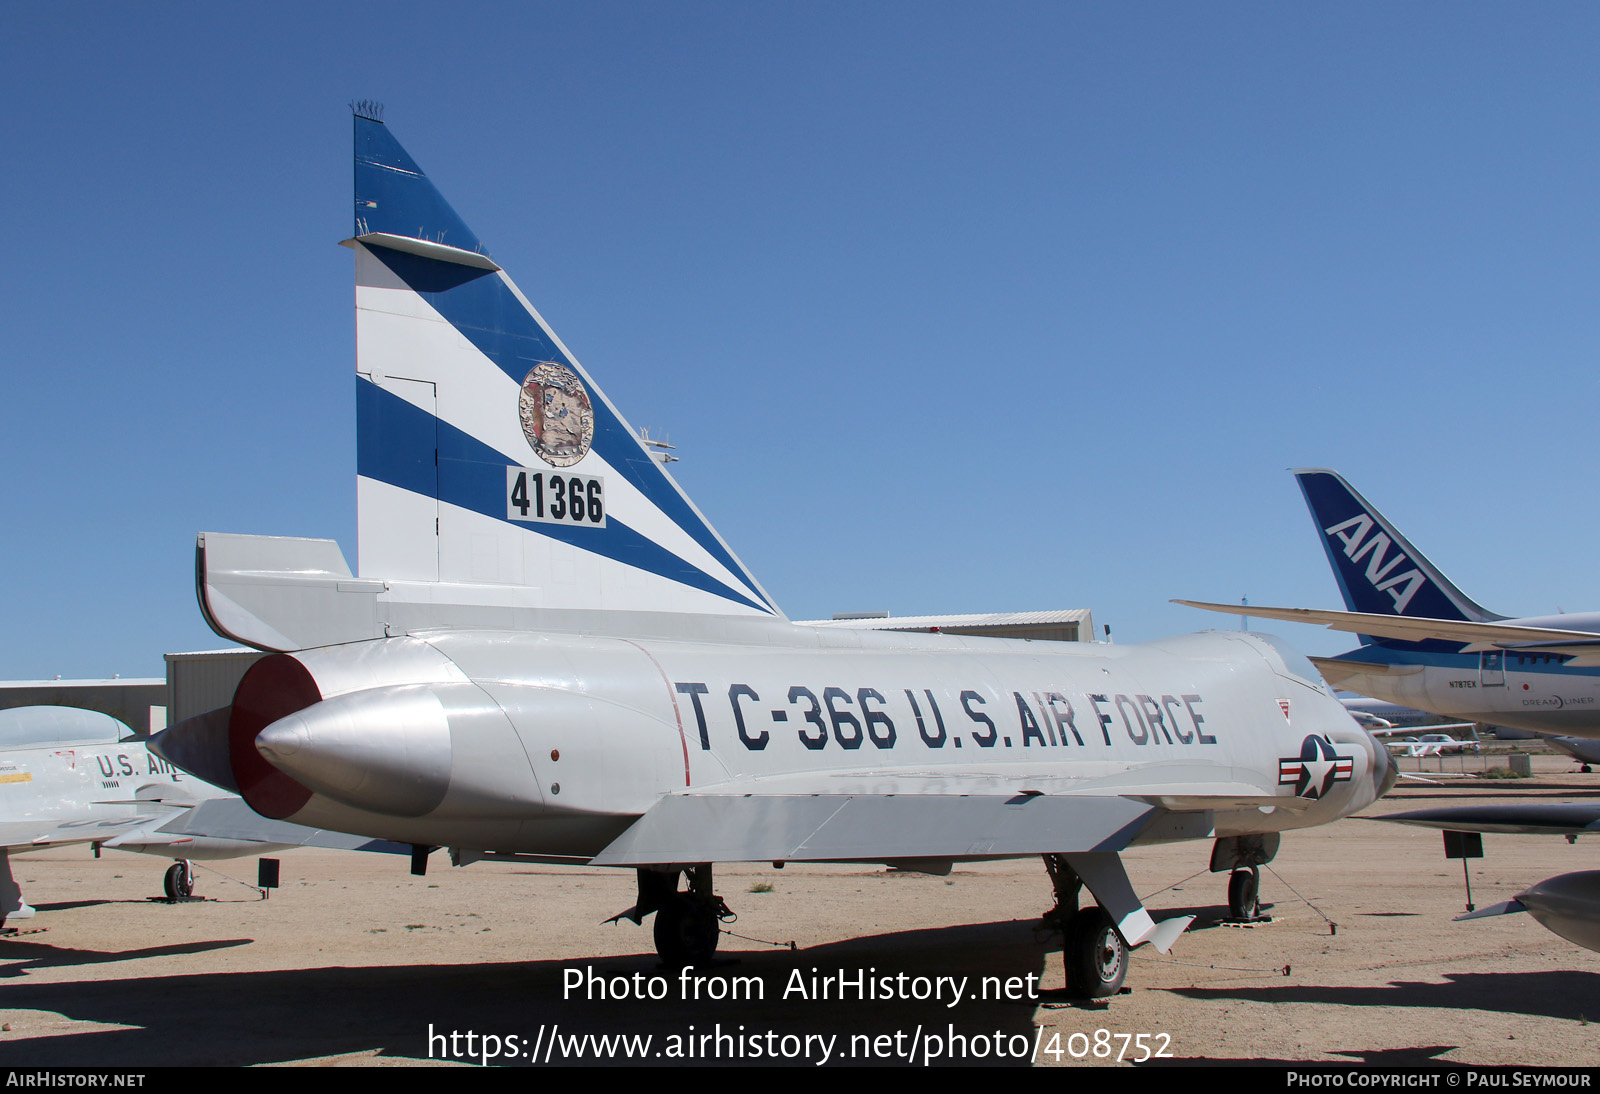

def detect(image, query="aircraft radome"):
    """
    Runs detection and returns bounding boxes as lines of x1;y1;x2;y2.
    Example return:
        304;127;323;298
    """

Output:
0;705;392;924
151;109;1393;998
1181;469;1600;739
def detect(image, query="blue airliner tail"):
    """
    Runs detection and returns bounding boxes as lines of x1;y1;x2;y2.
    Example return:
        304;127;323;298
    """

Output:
1293;469;1501;626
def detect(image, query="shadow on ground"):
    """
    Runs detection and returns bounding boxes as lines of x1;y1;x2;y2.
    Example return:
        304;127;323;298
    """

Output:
0;919;1052;1066
1168;969;1600;1022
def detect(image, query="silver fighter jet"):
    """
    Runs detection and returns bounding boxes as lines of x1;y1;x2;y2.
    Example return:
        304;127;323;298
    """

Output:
153;110;1393;996
1;705;290;922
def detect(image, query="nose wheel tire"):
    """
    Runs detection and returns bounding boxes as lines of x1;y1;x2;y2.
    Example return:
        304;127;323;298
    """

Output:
1063;906;1127;999
1227;867;1260;920
163;861;194;901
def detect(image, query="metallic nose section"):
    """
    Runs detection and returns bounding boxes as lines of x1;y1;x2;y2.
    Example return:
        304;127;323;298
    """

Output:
1517;872;1600;952
149;706;239;793
1376;737;1400;798
257;685;452;818
256;719;305;758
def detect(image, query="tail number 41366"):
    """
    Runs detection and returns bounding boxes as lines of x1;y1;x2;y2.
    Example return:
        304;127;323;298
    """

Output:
507;467;606;527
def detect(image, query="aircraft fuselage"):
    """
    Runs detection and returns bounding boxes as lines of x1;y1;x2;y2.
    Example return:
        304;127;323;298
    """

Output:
1;741;197;850
213;625;1386;861
1326;620;1600;736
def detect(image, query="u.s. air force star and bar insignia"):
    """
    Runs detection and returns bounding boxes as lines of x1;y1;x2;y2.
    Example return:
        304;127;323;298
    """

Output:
519;362;595;467
1278;735;1354;800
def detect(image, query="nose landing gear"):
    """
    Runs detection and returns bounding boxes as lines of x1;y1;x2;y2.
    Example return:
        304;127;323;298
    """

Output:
1227;866;1261;921
1212;834;1276;922
163;860;197;901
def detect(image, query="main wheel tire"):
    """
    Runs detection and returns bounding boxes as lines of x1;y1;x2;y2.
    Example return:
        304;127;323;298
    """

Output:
653;895;719;967
1063;906;1127;999
164;862;193;900
1228;867;1260;920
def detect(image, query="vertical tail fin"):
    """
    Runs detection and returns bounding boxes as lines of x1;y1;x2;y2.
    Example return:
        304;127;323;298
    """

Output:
346;112;780;619
1292;469;1500;624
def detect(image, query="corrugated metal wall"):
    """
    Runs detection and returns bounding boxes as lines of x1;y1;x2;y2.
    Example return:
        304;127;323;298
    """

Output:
165;650;265;724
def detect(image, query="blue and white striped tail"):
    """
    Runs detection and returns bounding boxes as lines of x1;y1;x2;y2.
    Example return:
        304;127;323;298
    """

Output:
1293;469;1496;626
348;113;780;619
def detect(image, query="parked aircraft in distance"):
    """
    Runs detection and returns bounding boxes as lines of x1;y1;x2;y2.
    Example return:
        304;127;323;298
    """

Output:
1380;804;1600;953
1372;731;1480;758
1339;696;1478;747
152;111;1392;997
1;705;402;927
1;704;276;922
1341;698;1415;731
1339;695;1457;730
1543;736;1600;772
1179;469;1600;738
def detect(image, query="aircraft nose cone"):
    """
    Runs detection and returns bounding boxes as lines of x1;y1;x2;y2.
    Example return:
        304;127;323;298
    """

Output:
149;705;239;793
1377;740;1400;797
1518;871;1600;952
254;685;453;818
256;718;307;760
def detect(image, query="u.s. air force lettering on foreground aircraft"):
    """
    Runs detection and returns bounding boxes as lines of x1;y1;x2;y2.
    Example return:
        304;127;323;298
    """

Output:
1180;469;1600;738
1;705;233;923
150;109;1393;998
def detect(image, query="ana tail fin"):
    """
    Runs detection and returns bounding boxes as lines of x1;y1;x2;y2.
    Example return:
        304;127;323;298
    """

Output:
1292;469;1499;624
347;112;780;619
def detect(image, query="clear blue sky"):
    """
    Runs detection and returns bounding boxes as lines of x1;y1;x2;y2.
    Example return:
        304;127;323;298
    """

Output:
4;3;1597;680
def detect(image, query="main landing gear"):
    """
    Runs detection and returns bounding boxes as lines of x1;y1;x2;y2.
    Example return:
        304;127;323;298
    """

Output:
1043;854;1128;999
611;865;732;966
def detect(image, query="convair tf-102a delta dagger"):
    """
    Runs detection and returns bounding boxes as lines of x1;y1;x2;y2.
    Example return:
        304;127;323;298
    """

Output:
151;111;1392;997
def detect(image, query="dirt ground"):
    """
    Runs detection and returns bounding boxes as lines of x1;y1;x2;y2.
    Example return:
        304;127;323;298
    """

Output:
2;753;1597;1067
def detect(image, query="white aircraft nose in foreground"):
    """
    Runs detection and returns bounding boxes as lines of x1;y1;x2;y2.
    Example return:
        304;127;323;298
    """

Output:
152;110;1390;997
2;706;285;922
2;704;409;926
